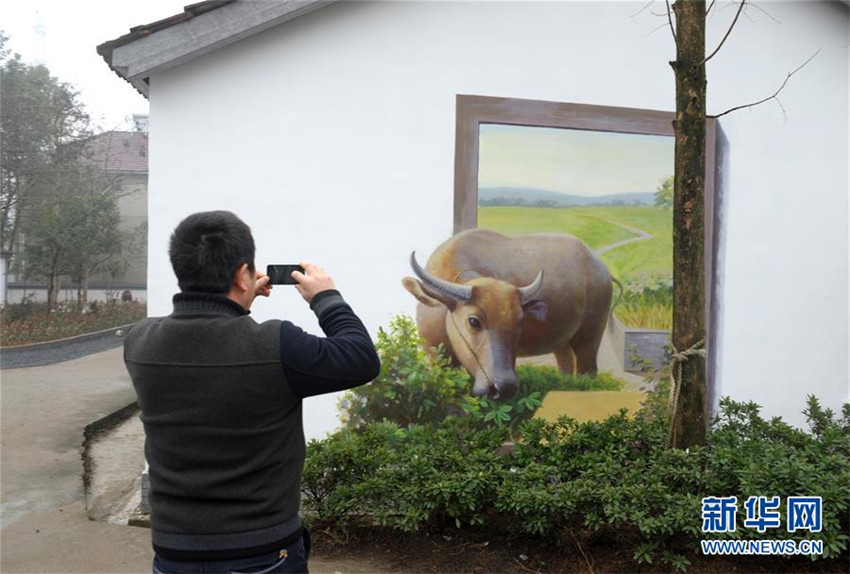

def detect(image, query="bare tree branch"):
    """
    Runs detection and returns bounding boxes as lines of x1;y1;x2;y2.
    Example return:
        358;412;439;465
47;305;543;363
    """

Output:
630;0;656;18
665;0;677;44
774;96;788;123
714;0;755;24
749;1;781;24
710;50;820;119
706;0;717;16
700;0;746;66
644;21;673;39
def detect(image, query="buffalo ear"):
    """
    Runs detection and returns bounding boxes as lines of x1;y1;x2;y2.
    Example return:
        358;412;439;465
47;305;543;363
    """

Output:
402;277;448;308
523;300;548;322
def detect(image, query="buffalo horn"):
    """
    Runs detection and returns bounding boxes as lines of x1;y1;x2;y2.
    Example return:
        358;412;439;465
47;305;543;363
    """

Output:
410;252;473;303
518;270;544;305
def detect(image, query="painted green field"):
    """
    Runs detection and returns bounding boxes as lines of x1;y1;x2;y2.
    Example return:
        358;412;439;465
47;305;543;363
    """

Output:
580;206;672;286
578;206;671;237
479;205;672;284
478;206;634;251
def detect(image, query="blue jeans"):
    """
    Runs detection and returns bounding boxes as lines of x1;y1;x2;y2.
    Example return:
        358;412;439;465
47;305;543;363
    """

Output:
152;529;310;574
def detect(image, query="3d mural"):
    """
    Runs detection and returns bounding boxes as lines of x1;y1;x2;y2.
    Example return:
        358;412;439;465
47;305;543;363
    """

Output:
400;97;675;425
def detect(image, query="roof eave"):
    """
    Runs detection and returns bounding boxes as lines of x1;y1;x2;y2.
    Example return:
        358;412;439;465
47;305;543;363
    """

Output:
98;0;334;100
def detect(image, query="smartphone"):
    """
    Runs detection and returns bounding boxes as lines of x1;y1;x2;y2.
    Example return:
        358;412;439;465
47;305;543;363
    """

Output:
266;264;305;285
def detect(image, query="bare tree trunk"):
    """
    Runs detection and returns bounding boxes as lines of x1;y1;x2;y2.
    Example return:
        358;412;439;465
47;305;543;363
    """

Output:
3;179;29;256
77;269;89;308
7;204;21;258
47;272;59;309
670;0;707;448
46;251;62;310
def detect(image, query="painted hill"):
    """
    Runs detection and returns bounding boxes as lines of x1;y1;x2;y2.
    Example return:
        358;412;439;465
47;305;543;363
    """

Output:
479;186;655;207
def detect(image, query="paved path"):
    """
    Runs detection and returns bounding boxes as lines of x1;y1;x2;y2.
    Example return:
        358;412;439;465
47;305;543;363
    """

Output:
0;347;381;573
1;347;152;573
0;329;126;370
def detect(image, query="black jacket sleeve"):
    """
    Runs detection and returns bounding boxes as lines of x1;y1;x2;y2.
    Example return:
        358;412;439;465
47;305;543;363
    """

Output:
279;290;381;399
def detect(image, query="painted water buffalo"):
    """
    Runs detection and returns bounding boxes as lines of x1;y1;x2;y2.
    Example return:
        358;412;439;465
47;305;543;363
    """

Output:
402;229;617;400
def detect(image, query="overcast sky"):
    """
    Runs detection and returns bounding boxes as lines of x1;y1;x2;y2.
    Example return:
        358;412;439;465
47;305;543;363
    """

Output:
479;124;674;196
2;0;184;131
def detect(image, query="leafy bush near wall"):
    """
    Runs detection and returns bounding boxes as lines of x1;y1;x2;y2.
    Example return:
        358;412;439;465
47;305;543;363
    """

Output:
338;314;626;432
303;396;850;570
338;315;471;428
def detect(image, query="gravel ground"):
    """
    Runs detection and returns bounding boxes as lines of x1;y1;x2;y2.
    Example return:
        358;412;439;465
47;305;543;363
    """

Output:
0;329;127;369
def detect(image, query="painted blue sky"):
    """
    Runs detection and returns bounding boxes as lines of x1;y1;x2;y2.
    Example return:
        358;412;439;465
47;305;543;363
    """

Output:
478;124;674;197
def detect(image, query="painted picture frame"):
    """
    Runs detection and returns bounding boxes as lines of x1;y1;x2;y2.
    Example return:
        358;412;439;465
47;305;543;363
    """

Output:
452;94;723;418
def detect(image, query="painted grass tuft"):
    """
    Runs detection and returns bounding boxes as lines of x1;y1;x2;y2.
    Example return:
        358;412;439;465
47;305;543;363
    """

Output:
615;304;672;330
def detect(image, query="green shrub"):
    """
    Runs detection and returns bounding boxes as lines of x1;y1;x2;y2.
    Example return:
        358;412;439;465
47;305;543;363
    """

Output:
701;397;850;560
301;421;408;527
305;396;850;570
338;315;471;428
1;293;39;322
339;314;627;432
302;416;509;529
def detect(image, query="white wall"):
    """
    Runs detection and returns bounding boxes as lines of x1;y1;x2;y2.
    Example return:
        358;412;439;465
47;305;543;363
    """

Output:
148;1;848;439
711;2;849;428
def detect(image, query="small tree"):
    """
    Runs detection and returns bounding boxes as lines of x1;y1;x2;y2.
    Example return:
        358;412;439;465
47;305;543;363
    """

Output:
2;31;133;308
66;170;124;307
21;194;70;309
668;0;708;448
1;32;92;258
664;0;816;448
21;164;123;308
653;175;674;209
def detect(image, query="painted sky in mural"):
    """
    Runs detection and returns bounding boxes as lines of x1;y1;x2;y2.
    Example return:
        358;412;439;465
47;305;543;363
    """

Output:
478;124;673;197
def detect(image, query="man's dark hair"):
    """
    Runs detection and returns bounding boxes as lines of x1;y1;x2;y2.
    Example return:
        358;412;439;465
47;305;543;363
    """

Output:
169;211;256;293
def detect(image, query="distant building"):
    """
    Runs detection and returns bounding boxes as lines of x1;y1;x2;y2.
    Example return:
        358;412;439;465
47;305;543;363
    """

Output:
82;130;149;288
5;130;148;303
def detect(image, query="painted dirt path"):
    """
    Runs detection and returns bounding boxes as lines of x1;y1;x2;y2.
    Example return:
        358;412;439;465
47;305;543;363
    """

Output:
592;215;654;256
0;347;384;573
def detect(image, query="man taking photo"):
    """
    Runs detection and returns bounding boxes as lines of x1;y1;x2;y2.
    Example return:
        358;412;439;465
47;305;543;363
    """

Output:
124;210;380;574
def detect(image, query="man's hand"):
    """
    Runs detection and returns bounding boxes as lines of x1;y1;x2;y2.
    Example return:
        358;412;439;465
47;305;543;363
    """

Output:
254;271;272;298
291;262;336;304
